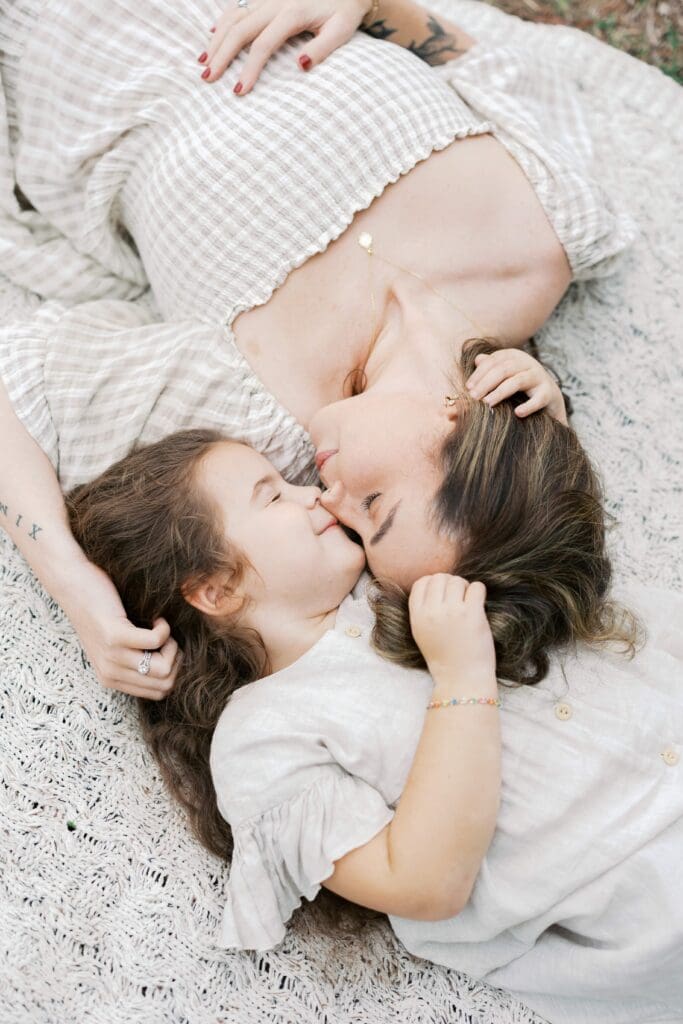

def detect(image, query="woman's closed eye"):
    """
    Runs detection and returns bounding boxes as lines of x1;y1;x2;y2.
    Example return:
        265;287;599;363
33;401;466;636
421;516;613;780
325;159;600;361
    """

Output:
269;491;281;504
361;492;381;513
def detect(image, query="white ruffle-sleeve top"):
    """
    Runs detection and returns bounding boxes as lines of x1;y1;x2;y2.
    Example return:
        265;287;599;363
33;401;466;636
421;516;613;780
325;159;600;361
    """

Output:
0;0;636;490
210;579;683;1024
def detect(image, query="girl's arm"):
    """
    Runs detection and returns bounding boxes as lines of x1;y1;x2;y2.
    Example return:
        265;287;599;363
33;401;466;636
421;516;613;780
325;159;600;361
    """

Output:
322;574;500;921
0;379;178;700
200;0;474;92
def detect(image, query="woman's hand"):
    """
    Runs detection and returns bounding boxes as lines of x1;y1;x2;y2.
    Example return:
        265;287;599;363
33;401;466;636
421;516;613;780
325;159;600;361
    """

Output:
61;561;180;701
199;0;371;93
465;349;569;425
408;574;496;687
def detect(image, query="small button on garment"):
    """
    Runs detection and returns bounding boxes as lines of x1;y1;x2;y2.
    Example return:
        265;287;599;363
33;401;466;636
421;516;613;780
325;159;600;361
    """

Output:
661;748;680;767
554;702;573;721
345;625;362;638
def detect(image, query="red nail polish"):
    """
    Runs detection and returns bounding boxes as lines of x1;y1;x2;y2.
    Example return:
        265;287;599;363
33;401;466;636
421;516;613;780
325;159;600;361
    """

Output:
201;67;211;80
233;80;243;94
198;51;208;63
210;26;215;32
298;54;312;71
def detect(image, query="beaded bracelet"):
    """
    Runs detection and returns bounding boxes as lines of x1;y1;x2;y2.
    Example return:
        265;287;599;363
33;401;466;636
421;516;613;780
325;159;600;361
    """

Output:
427;696;501;709
361;0;381;29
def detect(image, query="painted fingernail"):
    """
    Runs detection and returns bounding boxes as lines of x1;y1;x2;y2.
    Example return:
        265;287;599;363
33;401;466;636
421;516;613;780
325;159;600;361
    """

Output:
198;51;208;63
201;67;211;80
233;80;243;94
298;54;312;71
210;26;215;32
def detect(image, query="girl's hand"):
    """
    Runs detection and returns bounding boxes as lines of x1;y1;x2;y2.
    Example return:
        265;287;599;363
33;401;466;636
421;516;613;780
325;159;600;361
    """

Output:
465;349;568;425
200;0;371;93
408;574;496;686
61;561;180;701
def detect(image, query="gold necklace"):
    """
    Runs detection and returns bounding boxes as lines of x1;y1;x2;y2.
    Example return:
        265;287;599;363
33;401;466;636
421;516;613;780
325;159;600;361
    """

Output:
357;231;488;343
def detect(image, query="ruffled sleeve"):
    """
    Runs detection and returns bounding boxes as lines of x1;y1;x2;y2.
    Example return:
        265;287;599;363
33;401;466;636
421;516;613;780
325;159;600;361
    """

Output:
210;684;396;952
219;767;394;951
433;42;638;280
0;302;66;471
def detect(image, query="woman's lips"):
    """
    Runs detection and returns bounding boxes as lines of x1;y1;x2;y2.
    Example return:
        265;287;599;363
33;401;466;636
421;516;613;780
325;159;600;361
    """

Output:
315;449;338;474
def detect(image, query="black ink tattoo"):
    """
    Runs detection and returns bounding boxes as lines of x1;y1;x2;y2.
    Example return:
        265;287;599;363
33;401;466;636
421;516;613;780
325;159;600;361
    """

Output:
407;16;466;66
363;18;398;42
0;500;43;540
363;14;465;67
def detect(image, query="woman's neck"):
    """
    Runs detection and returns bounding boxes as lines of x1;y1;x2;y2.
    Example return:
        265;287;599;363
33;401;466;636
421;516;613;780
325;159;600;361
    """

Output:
363;274;470;398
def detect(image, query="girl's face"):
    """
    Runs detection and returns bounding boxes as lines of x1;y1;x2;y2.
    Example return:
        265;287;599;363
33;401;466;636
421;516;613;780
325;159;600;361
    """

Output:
309;391;458;590
197;442;366;612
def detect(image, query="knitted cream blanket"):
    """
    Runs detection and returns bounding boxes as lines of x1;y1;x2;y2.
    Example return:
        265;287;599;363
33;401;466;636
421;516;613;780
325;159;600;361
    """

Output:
1;2;681;1022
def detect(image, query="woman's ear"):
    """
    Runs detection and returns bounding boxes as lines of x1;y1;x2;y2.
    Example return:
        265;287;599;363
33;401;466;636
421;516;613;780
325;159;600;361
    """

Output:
442;396;461;425
183;574;244;618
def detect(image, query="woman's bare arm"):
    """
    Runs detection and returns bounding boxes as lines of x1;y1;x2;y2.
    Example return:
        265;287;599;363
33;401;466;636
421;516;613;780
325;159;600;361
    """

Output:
362;0;475;64
0;379;178;699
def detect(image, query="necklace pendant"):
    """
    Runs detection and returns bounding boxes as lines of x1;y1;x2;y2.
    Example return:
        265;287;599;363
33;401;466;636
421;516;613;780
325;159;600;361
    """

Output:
358;231;374;254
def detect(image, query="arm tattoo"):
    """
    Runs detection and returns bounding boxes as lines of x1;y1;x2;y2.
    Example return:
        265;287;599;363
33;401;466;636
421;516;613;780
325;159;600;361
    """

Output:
364;14;466;66
0;498;43;541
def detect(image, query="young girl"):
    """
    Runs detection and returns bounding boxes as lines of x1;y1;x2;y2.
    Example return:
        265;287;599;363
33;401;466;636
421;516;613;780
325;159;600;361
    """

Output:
63;346;683;1022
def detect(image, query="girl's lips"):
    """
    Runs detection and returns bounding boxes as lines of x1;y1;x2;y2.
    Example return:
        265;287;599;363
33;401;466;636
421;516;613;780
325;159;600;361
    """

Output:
315;449;338;474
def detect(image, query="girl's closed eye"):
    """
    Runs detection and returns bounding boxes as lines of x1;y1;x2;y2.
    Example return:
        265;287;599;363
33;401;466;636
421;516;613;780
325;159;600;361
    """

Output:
361;492;381;513
269;491;281;504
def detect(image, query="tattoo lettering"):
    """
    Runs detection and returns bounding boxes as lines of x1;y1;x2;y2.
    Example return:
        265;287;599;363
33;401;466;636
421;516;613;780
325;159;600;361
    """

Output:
363;14;465;66
0;499;43;541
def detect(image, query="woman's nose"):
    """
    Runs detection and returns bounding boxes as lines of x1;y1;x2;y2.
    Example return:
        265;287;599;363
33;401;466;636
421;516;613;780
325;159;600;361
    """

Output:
305;485;323;508
320;480;345;513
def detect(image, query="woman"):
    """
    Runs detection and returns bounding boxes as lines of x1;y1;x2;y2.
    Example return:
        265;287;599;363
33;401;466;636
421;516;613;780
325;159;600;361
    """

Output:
63;346;682;1024
0;0;635;698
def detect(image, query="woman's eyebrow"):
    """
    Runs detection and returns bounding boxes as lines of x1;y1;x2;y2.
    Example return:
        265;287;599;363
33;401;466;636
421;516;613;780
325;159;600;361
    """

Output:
370;501;401;546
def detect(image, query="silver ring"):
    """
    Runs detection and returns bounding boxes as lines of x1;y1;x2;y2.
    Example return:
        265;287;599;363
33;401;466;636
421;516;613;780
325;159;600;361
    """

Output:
236;0;249;7
137;650;153;676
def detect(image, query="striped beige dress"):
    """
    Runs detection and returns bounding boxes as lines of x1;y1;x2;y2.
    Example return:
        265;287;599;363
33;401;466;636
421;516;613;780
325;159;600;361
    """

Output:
0;0;637;489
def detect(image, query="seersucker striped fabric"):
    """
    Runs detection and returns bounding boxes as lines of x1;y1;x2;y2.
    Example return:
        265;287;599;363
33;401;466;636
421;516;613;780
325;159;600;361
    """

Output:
0;0;637;490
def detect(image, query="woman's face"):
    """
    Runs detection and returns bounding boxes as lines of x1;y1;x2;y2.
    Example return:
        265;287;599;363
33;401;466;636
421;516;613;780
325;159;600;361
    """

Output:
310;391;458;590
197;442;366;611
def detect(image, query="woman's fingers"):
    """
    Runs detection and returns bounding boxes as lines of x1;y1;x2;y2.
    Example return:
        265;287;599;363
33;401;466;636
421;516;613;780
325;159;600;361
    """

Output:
238;10;312;92
204;11;272;82
131;616;171;649
201;3;362;90
294;12;359;69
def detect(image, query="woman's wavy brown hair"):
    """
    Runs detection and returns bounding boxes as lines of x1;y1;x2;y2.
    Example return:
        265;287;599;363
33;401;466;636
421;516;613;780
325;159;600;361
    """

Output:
66;428;381;942
371;339;640;681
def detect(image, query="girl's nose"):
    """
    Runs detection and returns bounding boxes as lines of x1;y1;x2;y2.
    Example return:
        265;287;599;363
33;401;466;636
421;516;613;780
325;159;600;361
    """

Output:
305;485;323;508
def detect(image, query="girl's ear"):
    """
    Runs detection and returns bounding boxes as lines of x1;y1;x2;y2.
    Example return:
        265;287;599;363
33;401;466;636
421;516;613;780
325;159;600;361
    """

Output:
183;574;244;618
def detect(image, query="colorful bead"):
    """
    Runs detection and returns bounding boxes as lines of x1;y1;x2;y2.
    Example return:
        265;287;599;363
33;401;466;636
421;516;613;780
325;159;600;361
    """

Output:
427;695;501;709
